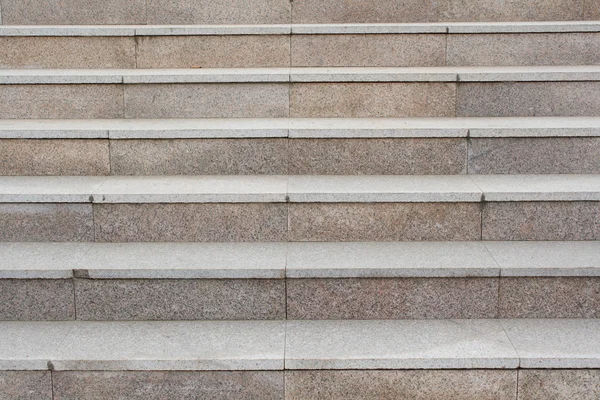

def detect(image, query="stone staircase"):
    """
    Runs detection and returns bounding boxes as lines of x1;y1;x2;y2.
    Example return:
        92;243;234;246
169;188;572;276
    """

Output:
1;1;600;398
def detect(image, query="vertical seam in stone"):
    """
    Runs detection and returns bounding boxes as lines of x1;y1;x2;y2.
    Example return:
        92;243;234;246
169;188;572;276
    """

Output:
72;278;78;320
134;36;139;69
50;369;55;400
144;0;149;25
444;26;449;66
515;365;520;399
466;129;471;175
121;77;126;118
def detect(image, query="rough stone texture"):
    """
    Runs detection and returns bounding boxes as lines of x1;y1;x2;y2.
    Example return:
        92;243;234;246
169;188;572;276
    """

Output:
286;370;517;400
0;371;52;400
518;370;600;399
0;279;74;320
287;278;498;319
469;137;600;174
291;34;445;67
53;371;283;400
0;204;94;242
110;139;288;175
438;0;584;22
124;83;289;118
499;277;600;318
291;0;582;23
457;82;600;117
147;0;290;24
75;279;285;320
288;203;481;241
136;36;290;68
0;0;146;24
290;83;456;118
482;202;600;241
94;203;288;242
448;33;600;66
289;138;466;175
0;37;135;69
0;139;110;176
0;85;123;119
585;0;600;19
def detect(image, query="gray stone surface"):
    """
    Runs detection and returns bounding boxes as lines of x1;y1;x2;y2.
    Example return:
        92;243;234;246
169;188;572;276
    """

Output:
137;36;290;68
289;138;466;174
291;23;447;34
291;34;445;67
287;278;499;319
0;139;110;175
456;66;600;82
124;83;288;118
457;82;600;117
502;319;600;368
446;21;600;33
79;243;286;279
93;176;288;203
288;175;481;202
147;0;290;24
499;277;600;318
487;241;600;277
121;68;289;84
0;37;135;68
291;67;457;82
53;371;284;400
0;321;72;370
482;202;600;240
285;370;517;400
0;371;52;400
287;242;499;278
290;82;456;117
0;84;123;119
135;25;291;35
448;33;600;66
289;202;481;241
285;319;519;369
0;279;75;321
0;119;109;139
0;243;90;279
51;321;286;370
94;203;287;242
0;0;147;24
0;176;106;203
518;370;600;399
472;175;600;201
75;279;285;320
111;139;288;175
0;204;94;242
469;137;600;174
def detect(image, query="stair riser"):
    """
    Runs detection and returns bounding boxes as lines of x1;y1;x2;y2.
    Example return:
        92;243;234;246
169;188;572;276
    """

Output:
3;82;600;119
1;0;596;25
4;137;600;175
2;277;599;321
1;202;599;242
4;33;600;68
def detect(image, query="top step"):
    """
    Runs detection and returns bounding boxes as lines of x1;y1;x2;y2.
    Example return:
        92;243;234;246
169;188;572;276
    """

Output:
0;0;598;25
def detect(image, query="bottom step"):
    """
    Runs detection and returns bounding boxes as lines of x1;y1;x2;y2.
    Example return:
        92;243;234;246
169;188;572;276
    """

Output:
1;319;599;399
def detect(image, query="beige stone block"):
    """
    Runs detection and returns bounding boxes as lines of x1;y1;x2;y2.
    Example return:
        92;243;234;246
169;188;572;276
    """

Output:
291;83;456;117
0;139;110;175
110;139;288;175
518;370;600;399
0;279;74;320
289;138;466;174
291;34;445;67
124;83;289;118
0;371;52;400
94;203;288;242
0;85;123;119
439;0;583;22
288;203;481;241
0;204;94;242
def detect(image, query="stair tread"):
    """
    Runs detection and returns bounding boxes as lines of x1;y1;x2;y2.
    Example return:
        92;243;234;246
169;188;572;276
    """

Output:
1;21;600;37
3;117;600;139
2;66;600;84
1;174;600;203
2;319;599;371
2;241;599;279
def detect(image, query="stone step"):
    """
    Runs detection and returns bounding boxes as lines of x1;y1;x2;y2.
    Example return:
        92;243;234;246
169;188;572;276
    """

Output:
0;0;596;25
2;66;600;119
0;174;599;243
1;319;599;398
2;23;600;68
2;117;600;175
1;241;600;321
